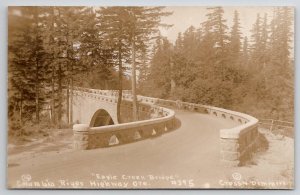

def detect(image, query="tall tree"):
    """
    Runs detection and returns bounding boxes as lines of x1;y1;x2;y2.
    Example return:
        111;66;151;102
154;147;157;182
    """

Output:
228;10;242;67
125;7;171;121
249;13;263;71
98;7;132;123
266;7;293;119
145;37;173;98
181;25;199;60
242;36;249;66
205;6;229;80
47;7;86;127
9;7;35;125
174;32;184;53
9;7;49;126
32;7;49;124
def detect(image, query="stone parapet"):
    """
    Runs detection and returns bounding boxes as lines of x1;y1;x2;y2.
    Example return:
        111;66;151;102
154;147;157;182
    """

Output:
72;88;259;167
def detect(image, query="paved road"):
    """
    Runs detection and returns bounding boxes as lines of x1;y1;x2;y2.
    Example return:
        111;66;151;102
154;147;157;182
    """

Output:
7;110;239;189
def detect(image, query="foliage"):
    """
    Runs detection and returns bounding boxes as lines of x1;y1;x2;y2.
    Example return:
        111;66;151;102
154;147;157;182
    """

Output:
8;6;170;136
140;7;294;121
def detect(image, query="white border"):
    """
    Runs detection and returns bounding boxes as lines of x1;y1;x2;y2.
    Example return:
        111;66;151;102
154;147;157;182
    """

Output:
1;0;298;194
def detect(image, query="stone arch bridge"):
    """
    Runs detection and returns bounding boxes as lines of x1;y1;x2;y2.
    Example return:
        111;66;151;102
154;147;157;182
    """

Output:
72;87;260;167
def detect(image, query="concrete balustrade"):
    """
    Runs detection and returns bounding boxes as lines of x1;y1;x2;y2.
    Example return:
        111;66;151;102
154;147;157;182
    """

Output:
72;88;259;167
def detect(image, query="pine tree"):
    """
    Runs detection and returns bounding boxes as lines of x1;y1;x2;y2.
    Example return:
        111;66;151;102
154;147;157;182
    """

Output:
205;6;229;80
145;36;173;98
266;7;293;120
134;7;169;119
9;7;49;126
228;10;242;67
249;13;263;71
46;7;87;127
181;25;198;60
120;7;171;121
174;32;184;53
97;7;132;123
242;36;249;66
8;7;34;124
40;6;58;126
32;7;49;124
136;49;150;88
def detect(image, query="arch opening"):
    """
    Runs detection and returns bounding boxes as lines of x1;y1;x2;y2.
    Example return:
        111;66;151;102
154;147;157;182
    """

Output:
90;109;114;127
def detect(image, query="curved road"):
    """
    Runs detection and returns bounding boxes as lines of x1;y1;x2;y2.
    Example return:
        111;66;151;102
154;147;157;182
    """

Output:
7;110;239;189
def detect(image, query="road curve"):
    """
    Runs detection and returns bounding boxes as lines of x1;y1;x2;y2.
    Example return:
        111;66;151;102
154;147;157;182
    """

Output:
7;110;239;189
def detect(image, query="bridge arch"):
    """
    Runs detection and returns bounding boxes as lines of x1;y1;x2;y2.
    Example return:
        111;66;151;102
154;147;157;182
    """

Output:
89;109;115;127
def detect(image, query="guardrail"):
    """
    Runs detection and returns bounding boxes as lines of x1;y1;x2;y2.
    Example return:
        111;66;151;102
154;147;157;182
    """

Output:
72;88;260;167
259;119;293;130
258;119;294;137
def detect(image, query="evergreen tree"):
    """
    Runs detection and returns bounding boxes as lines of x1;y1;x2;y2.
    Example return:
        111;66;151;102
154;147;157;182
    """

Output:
97;7;132;123
242;36;249;66
118;7;171;121
249;13;263;71
181;26;199;60
9;7;49;126
205;7;229;80
228;10;242;67
266;7;294;120
144;37;173;98
174;32;184;53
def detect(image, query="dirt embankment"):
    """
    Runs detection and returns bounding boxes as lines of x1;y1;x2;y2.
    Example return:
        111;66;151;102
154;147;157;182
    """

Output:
7;128;74;166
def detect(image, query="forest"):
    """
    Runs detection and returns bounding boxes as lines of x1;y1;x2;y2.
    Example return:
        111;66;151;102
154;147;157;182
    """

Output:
8;6;294;137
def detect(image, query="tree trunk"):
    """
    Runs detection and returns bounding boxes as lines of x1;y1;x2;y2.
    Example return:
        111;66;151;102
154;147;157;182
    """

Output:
51;64;56;126
70;61;73;125
34;10;40;125
35;55;40;124
170;58;176;96
66;78;70;125
117;41;123;123
131;36;138;121
66;29;70;125
57;63;62;128
50;7;56;127
66;30;73;126
19;91;23;125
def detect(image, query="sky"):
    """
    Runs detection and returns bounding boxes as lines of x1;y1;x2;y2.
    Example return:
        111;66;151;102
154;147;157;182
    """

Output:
159;6;282;43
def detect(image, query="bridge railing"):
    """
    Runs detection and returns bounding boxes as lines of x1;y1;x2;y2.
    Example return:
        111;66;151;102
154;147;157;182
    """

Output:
72;88;176;150
137;97;259;167
73;86;132;97
72;88;259;167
